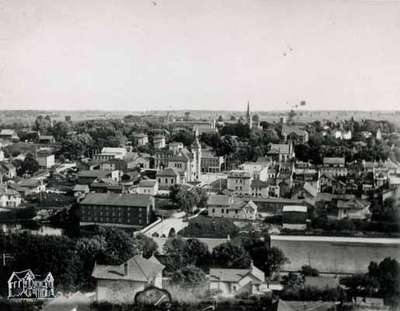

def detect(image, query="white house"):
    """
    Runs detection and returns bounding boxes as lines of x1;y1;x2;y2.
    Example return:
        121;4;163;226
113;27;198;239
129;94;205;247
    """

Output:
207;194;258;220
153;135;166;149
136;179;158;196
36;150;55;168
93;147;127;161
209;264;267;297
0;185;21;208
92;254;164;304
337;199;370;220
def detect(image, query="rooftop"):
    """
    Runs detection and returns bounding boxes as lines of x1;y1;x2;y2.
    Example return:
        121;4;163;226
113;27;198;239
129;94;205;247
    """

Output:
80;193;152;207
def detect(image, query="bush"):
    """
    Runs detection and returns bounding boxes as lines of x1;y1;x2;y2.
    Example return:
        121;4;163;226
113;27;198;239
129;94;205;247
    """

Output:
179;215;239;238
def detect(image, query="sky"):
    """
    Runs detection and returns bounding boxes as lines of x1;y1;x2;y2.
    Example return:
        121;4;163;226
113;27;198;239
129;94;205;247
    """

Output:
0;0;400;111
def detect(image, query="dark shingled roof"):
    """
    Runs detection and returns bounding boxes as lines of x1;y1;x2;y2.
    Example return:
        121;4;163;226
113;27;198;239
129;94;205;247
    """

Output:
80;193;152;207
92;255;164;282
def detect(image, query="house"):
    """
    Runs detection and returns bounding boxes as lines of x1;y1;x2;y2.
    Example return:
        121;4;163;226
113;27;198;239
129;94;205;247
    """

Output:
227;170;252;195
239;161;270;181
8;269;54;299
156;167;181;190
126;152;151;170
154;137;201;182
80;193;155;228
282;205;307;230
133;133;149;146
207;194;258;220
0;161;17;179
73;184;90;200
99;159;127;172
323;157;345;167
92;254;164;304
93;147;127;161
321;157;347;177
0;184;21;208
38;135;56;144
77;170;118;185
267;142;295;162
201;149;224;173
11;178;46;196
250;179;270;197
281;125;309;143
0;129;19;142
209;264;267;297
136;179;158;196
36;150;55;168
153;135;166;149
337;198;370;220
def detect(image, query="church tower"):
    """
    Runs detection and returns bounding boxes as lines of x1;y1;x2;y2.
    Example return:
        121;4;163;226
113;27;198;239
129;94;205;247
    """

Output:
191;135;202;180
246;101;253;129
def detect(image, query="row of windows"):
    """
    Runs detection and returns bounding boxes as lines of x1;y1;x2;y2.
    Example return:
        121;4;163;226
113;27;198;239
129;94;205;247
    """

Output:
82;216;143;224
158;178;175;184
211;208;239;214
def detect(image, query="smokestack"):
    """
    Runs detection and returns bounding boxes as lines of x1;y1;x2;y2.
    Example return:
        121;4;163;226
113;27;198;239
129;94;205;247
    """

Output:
123;262;128;276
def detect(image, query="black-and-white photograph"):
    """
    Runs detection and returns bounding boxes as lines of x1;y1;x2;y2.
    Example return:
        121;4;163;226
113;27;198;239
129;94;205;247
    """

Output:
0;0;399;310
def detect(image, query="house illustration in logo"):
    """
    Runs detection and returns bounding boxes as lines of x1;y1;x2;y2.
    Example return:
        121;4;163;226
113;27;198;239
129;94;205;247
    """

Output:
8;269;54;299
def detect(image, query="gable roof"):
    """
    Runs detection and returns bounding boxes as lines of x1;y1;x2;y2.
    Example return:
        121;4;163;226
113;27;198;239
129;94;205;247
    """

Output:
138;179;157;187
207;194;232;206
323;157;345;166
268;144;290;155
92;255;164;282
156;167;180;177
78;170;110;179
209;265;265;283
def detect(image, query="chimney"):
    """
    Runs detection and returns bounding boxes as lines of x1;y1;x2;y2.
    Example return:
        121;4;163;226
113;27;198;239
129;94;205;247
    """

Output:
123;262;129;276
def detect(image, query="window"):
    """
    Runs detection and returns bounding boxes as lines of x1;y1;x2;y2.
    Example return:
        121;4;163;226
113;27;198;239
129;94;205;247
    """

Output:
171;178;174;184
212;208;215;213
221;209;224;214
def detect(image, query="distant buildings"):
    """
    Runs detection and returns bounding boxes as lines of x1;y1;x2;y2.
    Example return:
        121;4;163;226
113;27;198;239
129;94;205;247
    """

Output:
8;270;54;299
92;255;164;304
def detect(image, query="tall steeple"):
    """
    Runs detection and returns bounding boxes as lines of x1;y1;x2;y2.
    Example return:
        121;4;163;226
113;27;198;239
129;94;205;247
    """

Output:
246;101;252;129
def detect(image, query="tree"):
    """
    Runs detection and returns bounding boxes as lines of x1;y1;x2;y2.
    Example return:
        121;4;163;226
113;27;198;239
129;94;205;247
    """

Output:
20;153;39;176
163;237;187;271
135;233;158;258
182;238;210;270
171;265;207;288
93;226;137;265
211;242;251;269
301;265;319;277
